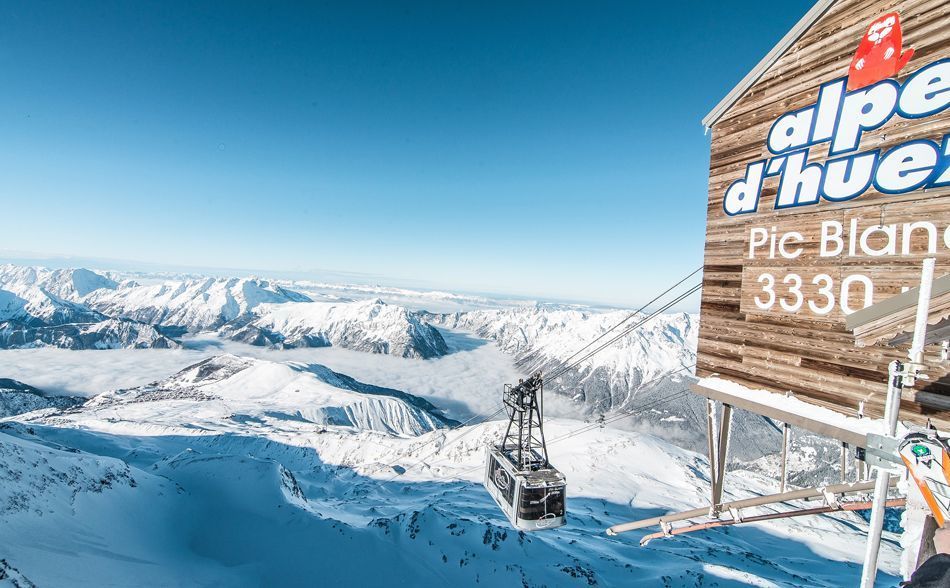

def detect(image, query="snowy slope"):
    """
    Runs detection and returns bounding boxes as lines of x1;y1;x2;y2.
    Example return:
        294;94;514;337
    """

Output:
2;366;901;587
220;298;449;358
432;306;794;463
0;422;247;587
0;283;105;327
436;305;697;407
0;282;178;350
0;264;118;301
83;354;457;436
85;276;312;332
0;378;81;418
0;318;180;350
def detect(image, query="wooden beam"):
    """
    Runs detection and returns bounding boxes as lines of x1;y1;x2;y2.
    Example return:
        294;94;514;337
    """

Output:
691;383;868;448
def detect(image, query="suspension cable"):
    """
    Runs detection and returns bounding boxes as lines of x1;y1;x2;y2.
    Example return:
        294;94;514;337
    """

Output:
384;267;704;482
544;282;702;384
445;383;695;483
538;266;702;375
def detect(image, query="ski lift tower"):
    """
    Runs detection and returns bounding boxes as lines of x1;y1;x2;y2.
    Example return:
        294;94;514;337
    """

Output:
484;372;567;531
500;373;549;469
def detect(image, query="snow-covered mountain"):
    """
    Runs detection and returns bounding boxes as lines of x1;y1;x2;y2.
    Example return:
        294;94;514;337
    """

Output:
0;265;902;585
0;283;106;327
0;282;179;350
431;305;794;462
0;266;446;356
220;299;449;358
85;354;457;436
434;306;695;410
0;378;82;418
0;317;180;350
435;305;697;407
85;276;312;332
0;354;900;587
0;264;118;301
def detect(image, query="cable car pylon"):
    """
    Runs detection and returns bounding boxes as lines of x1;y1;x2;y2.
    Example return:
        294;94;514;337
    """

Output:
484;372;567;531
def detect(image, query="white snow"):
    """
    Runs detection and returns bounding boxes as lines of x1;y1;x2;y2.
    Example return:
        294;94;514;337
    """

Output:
0;264;907;586
0;282;101;324
78;354;451;437
85;276;311;331
0;330;520;423
1;381;903;586
0;267;178;350
0;264;118;301
696;376;899;438
440;305;697;382
278;279;506;313
224;298;448;358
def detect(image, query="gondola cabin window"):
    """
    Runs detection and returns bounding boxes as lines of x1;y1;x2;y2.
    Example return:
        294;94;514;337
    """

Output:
489;456;515;506
519;486;565;520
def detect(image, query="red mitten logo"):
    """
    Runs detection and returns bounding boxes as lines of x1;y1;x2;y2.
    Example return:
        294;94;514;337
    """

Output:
847;12;914;91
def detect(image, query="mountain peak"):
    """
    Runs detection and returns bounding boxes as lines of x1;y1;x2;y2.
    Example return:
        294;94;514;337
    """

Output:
85;276;312;331
87;354;454;436
219;299;448;358
0;265;117;301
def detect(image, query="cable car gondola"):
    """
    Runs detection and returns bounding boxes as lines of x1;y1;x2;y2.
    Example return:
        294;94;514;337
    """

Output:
483;372;566;531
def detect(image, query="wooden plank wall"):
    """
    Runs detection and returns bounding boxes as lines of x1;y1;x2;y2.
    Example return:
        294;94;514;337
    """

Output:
697;0;950;426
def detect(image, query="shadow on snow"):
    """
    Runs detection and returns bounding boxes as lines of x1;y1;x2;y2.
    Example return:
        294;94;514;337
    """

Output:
0;422;901;588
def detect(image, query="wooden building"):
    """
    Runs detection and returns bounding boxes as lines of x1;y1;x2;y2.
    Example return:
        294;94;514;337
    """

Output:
697;0;950;426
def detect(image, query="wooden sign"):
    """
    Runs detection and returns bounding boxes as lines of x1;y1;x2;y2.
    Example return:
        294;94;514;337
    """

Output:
697;0;950;425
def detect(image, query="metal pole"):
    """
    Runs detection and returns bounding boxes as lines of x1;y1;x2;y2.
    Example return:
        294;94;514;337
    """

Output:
639;498;907;546
859;360;903;588
517;395;524;467
706;400;718;512
526;390;533;468
712;404;733;514
841;442;848;484
907;258;936;383
780;423;790;493
607;478;890;536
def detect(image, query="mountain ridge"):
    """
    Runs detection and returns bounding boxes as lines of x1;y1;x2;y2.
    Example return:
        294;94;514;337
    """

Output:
220;298;449;358
0;378;83;418
84;354;458;436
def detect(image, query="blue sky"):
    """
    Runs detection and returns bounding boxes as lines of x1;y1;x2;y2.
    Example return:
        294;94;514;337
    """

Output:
0;1;814;306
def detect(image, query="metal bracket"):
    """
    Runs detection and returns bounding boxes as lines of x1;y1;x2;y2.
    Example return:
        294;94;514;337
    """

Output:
822;489;839;508
864;433;903;470
729;507;742;523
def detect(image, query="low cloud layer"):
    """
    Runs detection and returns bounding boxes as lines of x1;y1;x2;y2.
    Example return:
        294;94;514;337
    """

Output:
3;328;546;423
